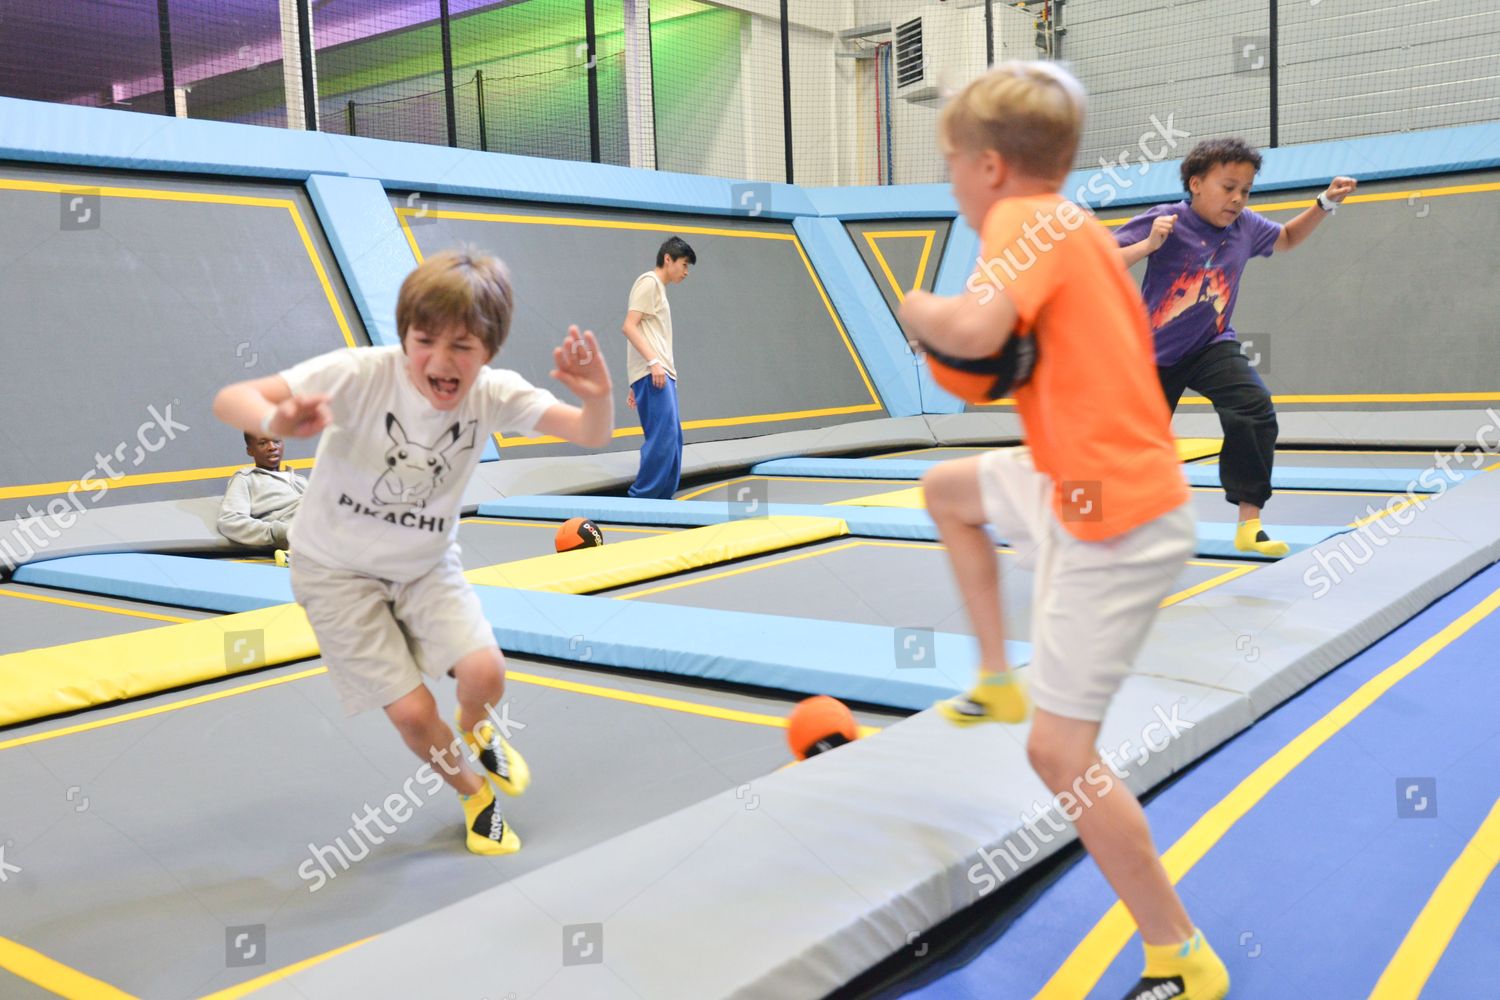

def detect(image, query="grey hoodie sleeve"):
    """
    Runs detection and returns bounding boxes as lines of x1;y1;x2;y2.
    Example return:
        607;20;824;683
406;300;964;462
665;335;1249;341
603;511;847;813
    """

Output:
218;474;287;547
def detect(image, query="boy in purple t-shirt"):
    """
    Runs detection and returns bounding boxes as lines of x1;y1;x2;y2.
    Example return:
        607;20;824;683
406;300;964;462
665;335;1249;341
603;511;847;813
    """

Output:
1116;138;1357;556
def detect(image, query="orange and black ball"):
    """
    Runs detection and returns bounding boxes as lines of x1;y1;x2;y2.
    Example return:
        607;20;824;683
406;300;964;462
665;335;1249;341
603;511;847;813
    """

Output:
555;517;604;553
787;695;860;761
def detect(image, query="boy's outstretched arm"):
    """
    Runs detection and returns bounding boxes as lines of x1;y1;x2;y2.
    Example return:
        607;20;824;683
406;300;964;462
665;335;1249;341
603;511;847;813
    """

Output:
1274;176;1357;252
899;279;1019;359
534;326;614;448
1120;214;1177;267
214;376;332;439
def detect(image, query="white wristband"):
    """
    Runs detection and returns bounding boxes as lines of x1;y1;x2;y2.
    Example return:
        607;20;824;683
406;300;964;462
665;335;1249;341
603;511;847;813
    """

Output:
647;358;663;368
1316;192;1337;214
260;408;278;436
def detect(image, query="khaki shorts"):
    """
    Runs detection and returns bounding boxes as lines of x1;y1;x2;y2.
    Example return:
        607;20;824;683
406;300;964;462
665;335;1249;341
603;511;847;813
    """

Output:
290;547;496;716
977;448;1195;722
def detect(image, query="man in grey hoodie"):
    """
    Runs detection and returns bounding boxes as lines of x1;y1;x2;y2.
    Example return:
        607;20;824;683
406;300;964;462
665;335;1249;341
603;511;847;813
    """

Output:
219;433;307;562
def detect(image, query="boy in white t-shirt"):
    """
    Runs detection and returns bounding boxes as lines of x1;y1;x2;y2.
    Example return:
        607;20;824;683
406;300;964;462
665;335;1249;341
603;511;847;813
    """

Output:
621;236;695;499
213;249;612;856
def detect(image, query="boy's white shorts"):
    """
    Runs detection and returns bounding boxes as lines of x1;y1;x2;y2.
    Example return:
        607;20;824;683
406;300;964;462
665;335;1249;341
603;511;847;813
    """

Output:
290;547;496;715
977;448;1195;722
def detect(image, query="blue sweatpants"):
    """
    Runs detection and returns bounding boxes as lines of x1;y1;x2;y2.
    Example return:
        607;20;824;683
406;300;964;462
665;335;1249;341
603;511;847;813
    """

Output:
628;375;684;499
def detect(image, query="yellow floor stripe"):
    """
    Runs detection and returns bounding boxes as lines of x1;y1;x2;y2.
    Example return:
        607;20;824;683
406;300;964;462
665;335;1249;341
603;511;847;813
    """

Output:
0;458;314;502
0;936;136;999
197;936;375;1000
1159;565;1257;608
834;486;924;508
0;588;192;624
1368;796;1500;999
1036;586;1500;997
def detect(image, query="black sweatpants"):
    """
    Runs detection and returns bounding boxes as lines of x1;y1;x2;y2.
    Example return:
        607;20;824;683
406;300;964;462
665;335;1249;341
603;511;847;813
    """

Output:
1159;340;1277;509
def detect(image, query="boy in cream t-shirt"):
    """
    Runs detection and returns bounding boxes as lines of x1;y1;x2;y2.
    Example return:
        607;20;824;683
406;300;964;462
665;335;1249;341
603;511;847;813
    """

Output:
621;236;695;498
213;249;612;857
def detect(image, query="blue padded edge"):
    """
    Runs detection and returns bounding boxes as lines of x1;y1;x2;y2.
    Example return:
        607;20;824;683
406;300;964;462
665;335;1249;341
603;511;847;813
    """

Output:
476;496;1337;560
304;174;498;462
14;554;292;613
12;553;1029;711
0;96;816;218
475;588;1030;711
923;217;980;414
304;175;411;350
804;184;957;220
1063;121;1500;210
792;217;921;417
1184;464;1478;493
480;496;943;541
754;457;934;479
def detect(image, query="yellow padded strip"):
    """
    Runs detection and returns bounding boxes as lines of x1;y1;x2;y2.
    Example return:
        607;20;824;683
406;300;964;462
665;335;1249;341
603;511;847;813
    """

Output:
833;486;926;509
0;518;843;726
0;605;316;728
464;516;848;591
1176;437;1223;462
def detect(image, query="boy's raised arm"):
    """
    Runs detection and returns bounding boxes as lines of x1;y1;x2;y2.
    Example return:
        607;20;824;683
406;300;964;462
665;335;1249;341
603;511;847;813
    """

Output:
533;326;614;448
213;375;331;440
1274;176;1357;252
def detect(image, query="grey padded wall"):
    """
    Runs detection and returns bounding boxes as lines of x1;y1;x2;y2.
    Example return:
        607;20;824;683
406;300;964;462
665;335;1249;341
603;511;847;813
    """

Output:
1066;0;1500;169
845;219;952;321
1105;171;1500;409
0;164;368;521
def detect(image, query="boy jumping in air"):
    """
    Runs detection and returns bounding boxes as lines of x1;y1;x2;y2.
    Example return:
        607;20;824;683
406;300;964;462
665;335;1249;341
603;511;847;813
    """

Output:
214;249;612;855
1116;138;1356;556
900;64;1229;998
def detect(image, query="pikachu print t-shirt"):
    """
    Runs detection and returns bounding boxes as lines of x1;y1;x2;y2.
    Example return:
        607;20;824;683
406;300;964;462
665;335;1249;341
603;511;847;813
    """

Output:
281;346;557;582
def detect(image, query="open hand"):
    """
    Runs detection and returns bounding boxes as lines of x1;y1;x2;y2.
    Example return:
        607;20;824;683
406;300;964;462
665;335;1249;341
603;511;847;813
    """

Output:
1325;176;1358;204
1146;213;1177;251
269;395;332;438
551;326;611;400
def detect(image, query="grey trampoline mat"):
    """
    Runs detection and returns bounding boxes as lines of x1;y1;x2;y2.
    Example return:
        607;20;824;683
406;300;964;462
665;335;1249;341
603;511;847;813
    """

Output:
1247;449;1462;469
1191;486;1403;525
0;584;215;656
867;446;1000;461
677;475;916;506
453;518;677;569
608;539;1247;642
0;650;903;1000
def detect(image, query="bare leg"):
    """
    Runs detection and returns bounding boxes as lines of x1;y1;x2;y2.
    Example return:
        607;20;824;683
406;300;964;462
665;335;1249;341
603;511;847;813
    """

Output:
451;645;506;733
923;458;1009;674
1237;501;1260;522
1027;708;1192;946
384;685;483;796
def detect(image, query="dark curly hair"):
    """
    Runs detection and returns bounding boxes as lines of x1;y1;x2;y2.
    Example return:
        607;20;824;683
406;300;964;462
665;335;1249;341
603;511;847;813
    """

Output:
1180;137;1262;191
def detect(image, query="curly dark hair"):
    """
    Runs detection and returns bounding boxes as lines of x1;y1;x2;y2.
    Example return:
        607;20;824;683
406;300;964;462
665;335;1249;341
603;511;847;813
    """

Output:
1180;137;1263;191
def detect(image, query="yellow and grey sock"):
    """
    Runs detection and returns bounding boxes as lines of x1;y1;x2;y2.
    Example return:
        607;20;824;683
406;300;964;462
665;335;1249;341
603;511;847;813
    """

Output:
1121;929;1230;1000
936;672;1031;726
459;780;520;856
455;708;531;796
1234;517;1289;558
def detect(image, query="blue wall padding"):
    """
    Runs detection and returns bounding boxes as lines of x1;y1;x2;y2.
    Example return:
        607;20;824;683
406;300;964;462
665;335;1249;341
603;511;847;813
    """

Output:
804;184;956;219
303;174;498;461
304;175;413;349
474;586;1030;711
754;457;935;479
0;97;815;218
792;216;922;417
922;216;981;413
1061;121;1500;210
1188;464;1472;493
15;554;292;613
480;496;945;541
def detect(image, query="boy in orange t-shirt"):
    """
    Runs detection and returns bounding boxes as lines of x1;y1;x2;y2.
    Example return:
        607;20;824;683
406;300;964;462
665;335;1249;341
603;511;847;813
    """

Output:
899;63;1228;999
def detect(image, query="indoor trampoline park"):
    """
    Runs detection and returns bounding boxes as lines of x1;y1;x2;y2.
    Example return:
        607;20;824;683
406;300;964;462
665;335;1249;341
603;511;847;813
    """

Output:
2;2;1499;999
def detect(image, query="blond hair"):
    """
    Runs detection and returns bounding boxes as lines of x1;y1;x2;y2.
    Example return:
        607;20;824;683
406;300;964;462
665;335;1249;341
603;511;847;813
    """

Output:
395;248;514;357
939;61;1087;180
